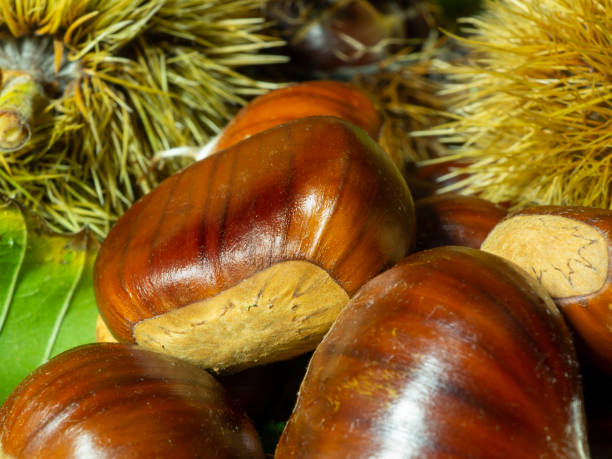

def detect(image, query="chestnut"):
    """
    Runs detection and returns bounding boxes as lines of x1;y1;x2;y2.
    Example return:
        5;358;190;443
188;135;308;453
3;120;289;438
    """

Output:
212;80;382;154
266;0;429;73
94;116;414;373
414;193;507;250
276;246;588;458
481;206;612;372
0;343;264;458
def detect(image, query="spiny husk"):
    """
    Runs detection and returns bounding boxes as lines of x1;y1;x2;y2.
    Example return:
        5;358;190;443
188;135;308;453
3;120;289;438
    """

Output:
0;0;285;237
354;35;450;166
427;0;612;209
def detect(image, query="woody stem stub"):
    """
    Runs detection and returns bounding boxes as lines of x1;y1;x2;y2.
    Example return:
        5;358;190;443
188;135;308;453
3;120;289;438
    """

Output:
0;73;44;152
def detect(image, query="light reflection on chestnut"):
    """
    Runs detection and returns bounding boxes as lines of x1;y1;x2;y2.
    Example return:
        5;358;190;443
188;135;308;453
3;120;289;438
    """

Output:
276;246;589;458
94;116;415;374
0;343;264;459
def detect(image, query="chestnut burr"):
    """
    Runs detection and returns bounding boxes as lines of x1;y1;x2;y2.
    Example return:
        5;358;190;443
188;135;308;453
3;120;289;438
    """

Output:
481;206;612;372
0;343;264;458
276;246;588;458
94;116;414;373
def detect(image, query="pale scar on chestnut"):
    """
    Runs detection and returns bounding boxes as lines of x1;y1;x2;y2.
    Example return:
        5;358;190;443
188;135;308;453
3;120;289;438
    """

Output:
132;260;349;374
482;215;608;298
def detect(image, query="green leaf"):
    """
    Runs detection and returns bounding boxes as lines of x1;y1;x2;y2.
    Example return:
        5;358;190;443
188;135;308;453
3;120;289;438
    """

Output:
258;420;286;456
0;201;99;403
0;202;27;333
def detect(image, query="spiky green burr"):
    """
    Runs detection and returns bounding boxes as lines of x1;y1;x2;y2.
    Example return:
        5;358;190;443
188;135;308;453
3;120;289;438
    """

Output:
0;0;285;237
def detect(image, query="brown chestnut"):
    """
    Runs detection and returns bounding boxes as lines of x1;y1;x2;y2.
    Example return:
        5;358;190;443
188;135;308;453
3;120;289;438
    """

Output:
276;246;588;458
481;206;612;372
415;193;507;250
0;343;264;458
94;116;415;373
212;80;382;154
266;0;429;73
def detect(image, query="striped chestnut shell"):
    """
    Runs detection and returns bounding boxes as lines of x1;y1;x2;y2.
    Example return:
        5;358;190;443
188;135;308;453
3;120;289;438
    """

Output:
0;343;264;458
414;193;507;250
277;246;588;458
482;205;612;372
212;80;382;154
94;116;415;373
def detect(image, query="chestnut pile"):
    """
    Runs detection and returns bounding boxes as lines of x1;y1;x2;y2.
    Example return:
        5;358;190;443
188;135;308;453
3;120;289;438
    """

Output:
1;81;610;458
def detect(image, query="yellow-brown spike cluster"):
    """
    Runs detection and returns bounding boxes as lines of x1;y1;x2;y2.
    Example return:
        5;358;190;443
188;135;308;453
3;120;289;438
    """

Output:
354;40;448;167
0;0;285;237
428;0;612;210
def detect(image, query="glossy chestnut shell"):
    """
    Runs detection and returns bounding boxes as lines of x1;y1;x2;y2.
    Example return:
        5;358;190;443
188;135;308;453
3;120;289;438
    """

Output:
94;116;414;372
414;193;507;250
213;80;381;153
482;205;612;372
276;246;588;458
0;343;264;458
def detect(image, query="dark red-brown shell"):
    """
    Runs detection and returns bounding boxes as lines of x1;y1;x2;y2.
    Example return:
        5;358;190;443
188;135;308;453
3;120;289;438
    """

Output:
94;116;414;342
0;343;264;458
276;246;588;458
482;205;612;373
266;0;430;73
414;193;507;250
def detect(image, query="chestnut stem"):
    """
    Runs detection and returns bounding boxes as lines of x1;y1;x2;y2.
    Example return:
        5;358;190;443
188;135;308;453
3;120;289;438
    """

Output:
0;72;44;152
